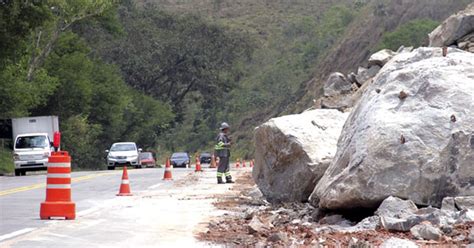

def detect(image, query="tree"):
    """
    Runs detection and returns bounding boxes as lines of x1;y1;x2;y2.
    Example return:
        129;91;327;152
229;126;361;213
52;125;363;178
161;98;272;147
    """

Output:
27;0;116;81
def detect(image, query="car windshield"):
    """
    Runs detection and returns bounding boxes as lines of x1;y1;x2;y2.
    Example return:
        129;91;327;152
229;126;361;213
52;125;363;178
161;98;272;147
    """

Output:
15;135;49;149
171;153;188;159
140;153;153;159
110;144;136;151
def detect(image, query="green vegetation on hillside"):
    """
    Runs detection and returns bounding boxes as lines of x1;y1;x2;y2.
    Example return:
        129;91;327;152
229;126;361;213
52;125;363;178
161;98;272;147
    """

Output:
1;0;465;170
377;19;440;51
0;148;14;174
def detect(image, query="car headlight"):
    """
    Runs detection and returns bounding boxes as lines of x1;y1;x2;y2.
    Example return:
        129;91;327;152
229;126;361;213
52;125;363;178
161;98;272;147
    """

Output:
43;152;49;159
185;160;189;164
129;155;138;159
13;153;20;161
108;155;117;159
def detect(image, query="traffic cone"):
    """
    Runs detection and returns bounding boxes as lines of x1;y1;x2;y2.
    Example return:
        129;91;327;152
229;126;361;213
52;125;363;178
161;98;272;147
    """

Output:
195;157;203;172
235;159;240;168
242;160;246;167
40;151;75;220
117;166;132;196
250;160;254;168
209;154;217;168
163;158;173;180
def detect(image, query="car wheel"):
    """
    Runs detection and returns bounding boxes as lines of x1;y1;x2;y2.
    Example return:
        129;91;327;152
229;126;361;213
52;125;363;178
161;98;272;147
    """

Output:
107;166;115;170
14;169;22;176
21;170;26;176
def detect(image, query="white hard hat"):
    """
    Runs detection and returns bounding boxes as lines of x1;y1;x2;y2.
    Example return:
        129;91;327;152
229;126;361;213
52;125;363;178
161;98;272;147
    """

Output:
220;122;230;130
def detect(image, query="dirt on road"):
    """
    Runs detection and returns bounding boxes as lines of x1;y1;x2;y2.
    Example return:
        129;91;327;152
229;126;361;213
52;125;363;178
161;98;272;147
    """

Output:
198;172;474;247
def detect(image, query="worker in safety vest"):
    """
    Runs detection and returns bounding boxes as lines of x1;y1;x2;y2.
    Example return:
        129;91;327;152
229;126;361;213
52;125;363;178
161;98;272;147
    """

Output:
214;122;234;184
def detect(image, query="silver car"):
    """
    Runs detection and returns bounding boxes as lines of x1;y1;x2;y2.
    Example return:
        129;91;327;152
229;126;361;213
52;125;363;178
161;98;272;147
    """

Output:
106;142;142;170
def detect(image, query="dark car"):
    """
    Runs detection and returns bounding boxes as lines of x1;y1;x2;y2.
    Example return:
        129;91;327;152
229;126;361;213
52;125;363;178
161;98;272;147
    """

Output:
200;152;212;164
139;152;156;168
170;152;190;168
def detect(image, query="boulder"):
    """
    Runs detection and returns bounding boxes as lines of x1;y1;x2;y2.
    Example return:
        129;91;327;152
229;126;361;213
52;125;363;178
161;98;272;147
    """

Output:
248;216;267;234
347;72;358;84
454;196;474;211
441;197;457;212
312;47;474;210
323;72;352;97
267;232;288;243
375;196;418;219
368;49;397;67
380;216;413;232
356;65;381;85
410;222;443;241
429;3;474;47
253;109;349;203
380;238;418;248
457;33;474;51
457;209;474;223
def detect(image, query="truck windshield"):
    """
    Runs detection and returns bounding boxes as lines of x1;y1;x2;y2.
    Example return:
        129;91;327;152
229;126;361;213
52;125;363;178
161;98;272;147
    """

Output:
110;144;136;151
15;136;49;149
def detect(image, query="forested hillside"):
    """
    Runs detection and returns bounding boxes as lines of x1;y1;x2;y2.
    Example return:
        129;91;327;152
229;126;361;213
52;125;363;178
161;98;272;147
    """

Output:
0;0;471;172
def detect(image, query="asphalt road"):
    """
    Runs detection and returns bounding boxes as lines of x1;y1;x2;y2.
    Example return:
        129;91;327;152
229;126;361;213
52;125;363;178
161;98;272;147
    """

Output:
0;166;225;247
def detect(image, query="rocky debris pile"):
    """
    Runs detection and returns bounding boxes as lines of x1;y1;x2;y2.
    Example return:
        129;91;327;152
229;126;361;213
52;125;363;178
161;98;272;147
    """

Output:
253;109;348;203
317;47;401;111
429;3;474;53
376;196;474;245
200;173;474;247
312;47;474;210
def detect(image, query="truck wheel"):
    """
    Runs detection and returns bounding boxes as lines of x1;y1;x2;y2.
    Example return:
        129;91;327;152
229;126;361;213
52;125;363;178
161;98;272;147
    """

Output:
107;166;115;170
15;169;22;176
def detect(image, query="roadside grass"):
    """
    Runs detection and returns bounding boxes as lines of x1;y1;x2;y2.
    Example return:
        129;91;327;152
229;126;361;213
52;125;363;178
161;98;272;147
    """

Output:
0;148;14;174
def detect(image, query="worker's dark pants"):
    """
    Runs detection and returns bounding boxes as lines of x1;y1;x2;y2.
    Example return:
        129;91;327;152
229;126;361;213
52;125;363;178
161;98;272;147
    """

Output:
217;156;231;179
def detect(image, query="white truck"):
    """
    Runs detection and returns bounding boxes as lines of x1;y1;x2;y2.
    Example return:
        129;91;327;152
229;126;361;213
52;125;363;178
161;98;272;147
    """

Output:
12;116;59;176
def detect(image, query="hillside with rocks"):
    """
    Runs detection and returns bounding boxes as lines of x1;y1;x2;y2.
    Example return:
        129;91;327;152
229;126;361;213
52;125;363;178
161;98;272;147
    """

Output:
245;4;474;247
137;0;472;158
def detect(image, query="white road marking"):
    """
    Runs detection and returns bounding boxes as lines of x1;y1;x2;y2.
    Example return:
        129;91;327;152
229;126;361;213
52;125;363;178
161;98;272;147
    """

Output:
148;183;162;189
0;228;36;242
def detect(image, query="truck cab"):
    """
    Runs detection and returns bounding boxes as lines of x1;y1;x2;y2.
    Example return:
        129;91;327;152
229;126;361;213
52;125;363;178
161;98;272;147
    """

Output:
13;133;53;176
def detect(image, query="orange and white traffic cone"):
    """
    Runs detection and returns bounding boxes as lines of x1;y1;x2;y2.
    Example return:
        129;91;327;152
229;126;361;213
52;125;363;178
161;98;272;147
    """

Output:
195;157;203;172
40;151;75;220
117;166;132;196
163;158;173;180
242;160;246;167
235;159;240;168
209;154;217;168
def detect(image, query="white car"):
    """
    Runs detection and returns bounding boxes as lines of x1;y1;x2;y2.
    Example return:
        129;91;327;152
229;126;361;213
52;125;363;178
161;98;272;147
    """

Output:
106;142;142;170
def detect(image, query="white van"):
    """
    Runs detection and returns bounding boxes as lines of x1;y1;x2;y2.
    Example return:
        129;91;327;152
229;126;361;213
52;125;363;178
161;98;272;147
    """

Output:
13;133;53;176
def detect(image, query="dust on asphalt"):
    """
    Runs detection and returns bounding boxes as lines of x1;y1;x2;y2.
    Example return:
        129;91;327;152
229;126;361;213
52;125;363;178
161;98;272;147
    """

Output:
198;172;474;247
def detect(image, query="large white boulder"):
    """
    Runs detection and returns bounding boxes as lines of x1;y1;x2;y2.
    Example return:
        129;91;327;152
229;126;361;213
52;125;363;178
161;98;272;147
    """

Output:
311;47;474;210
253;109;349;203
429;3;474;47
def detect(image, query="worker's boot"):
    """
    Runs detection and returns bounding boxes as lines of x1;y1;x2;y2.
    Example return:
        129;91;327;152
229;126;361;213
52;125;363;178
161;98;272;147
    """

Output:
217;177;225;184
225;176;234;184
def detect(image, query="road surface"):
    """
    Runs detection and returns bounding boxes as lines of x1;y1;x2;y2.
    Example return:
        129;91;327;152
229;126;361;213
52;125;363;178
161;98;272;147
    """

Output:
0;165;247;247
